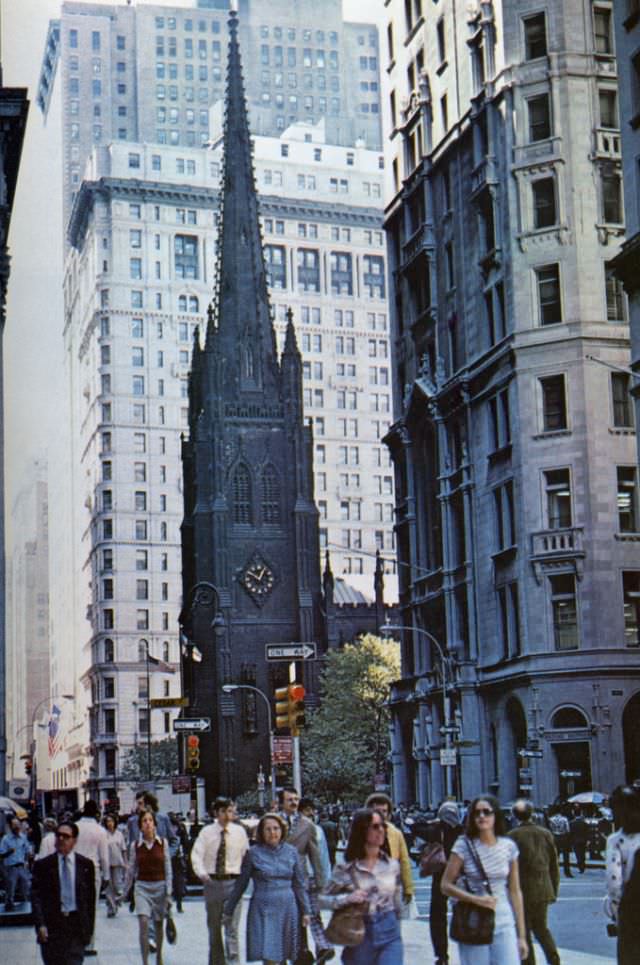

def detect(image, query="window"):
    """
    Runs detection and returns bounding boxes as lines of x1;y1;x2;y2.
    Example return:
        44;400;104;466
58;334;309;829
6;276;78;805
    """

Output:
363;255;386;299
102;578;113;600
136;579;149;601
174;234;199;278
330;251;353;296
137;610;149;630
545;468;572;529
104;708;116;734
605;262;626;321
497;582;521;659
612;373;634;428
593;6;613;55
261;466;281;523
599;89;618;129
437;18;446;64
623;572;640;646
532;178;557;229
136;550;148;571
104;638;114;662
528;93;551;142
102;548;113;572
92;30;101;51
601;172;622;224
134;490;147;512
540;375;567;431
618;467;638;532
135;520;148;540
536;264;562;325
494;480;516;550
488;388;511;450
103;677;115;699
297;248;320;292
265;245;287;289
523;12;547;60
550;573;579;650
232;464;252;524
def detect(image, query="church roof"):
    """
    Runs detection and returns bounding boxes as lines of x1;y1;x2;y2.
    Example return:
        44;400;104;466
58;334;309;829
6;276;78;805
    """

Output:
334;578;374;607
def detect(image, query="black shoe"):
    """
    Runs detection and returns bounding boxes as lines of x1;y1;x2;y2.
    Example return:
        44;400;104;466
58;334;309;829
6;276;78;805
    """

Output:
148;941;156;953
85;951;98;957
317;952;335;964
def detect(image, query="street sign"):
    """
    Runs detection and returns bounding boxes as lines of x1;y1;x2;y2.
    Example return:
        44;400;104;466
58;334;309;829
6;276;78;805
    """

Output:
439;725;460;735
266;642;317;661
520;784;533;791
560;769;582;778
519;768;532;780
272;736;293;764
173;717;211;733
440;748;457;766
518;748;544;759
150;697;189;708
172;776;192;794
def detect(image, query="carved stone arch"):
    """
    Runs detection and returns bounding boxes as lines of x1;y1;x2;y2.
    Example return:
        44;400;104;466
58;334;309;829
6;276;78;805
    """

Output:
549;705;589;730
261;462;281;524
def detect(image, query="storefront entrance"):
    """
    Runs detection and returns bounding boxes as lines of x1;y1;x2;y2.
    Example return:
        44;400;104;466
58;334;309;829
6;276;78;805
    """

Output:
552;741;592;798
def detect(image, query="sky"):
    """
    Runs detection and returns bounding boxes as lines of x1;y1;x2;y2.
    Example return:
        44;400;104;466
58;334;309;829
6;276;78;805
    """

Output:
0;0;384;528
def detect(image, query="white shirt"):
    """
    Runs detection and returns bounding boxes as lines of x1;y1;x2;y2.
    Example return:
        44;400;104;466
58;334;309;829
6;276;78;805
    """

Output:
75;817;110;881
37;832;56;860
190;821;249;878
58;851;77;913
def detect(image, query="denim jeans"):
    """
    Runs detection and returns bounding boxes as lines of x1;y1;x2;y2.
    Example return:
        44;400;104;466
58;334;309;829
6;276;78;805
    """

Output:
457;920;520;965
342;910;403;965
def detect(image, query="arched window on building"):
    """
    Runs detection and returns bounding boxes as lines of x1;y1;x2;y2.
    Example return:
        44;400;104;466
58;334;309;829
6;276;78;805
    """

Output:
261;464;281;523
189;295;199;313
178;294;187;312
163;641;170;662
138;639;149;662
551;706;588;729
232;464;252;524
104;638;114;662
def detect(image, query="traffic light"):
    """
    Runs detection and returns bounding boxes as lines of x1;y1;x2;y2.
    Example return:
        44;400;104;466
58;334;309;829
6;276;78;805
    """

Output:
186;734;200;771
274;683;306;736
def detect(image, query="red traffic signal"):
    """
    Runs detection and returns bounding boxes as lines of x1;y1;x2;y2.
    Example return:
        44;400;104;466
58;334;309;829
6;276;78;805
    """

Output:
186;734;200;771
274;683;306;736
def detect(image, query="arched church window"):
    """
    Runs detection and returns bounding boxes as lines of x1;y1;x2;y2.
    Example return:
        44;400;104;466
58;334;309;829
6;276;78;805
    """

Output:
138;639;149;662
232;464;252;524
244;345;254;379
261;465;281;523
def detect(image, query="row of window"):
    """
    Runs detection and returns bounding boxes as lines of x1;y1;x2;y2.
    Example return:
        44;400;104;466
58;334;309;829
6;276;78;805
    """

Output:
100;488;169;514
264;221;384;248
303;362;389;384
259;46;340;71
100;548;170;574
102;607;172;631
101;576;171;603
264;246;385;298
258;26;339;45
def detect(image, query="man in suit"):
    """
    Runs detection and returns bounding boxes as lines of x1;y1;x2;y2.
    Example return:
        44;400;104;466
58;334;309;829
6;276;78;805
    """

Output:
278;786;327;965
31;821;96;965
509;800;560;965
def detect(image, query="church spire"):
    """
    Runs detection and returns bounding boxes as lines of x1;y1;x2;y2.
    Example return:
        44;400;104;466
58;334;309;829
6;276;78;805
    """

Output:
206;9;279;399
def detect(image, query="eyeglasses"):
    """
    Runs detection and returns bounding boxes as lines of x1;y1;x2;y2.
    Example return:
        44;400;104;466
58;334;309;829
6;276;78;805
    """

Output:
474;808;494;818
55;832;73;839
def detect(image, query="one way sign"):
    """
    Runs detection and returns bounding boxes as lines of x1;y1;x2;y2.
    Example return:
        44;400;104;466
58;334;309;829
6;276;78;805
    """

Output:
173;717;211;733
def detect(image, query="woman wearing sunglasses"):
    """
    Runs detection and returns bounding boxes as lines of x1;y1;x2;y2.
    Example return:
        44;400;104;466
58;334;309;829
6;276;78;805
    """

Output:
320;807;404;963
441;794;528;964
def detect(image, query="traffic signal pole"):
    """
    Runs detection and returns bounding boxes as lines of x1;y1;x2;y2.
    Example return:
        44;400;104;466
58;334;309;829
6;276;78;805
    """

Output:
289;661;302;794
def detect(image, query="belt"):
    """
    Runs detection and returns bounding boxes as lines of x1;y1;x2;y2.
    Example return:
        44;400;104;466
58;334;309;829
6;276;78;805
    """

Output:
209;873;239;880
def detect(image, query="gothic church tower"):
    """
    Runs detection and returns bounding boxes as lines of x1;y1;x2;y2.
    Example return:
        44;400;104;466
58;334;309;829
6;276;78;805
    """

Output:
180;10;322;798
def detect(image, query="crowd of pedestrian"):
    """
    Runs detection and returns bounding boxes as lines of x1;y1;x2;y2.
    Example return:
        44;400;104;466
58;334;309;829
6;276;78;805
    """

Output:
0;782;633;964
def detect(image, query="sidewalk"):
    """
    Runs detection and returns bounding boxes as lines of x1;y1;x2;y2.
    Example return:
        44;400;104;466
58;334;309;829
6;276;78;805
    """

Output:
1;896;615;964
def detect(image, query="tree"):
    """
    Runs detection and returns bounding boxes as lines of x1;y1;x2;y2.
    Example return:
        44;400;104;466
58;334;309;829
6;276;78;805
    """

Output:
120;737;179;783
301;633;400;803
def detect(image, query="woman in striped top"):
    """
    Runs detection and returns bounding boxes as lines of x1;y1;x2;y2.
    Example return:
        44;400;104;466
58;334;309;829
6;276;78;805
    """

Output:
441;794;527;964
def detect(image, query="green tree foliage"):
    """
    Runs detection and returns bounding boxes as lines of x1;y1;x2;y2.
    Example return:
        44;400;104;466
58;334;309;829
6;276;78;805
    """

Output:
120;737;179;783
301;633;400;803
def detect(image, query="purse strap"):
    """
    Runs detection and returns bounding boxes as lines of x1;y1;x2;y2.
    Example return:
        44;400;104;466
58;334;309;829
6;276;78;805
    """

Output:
464;836;493;895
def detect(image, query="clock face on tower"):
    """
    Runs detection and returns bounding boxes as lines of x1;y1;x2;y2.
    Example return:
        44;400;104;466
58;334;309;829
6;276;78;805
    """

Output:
240;553;276;605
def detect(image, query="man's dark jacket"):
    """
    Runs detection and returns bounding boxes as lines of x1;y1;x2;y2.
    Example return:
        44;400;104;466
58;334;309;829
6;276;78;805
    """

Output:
508;823;559;905
31;851;96;946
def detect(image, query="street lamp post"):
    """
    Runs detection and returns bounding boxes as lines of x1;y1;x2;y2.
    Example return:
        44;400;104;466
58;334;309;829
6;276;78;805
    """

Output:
221;684;277;803
381;619;457;798
179;581;226;813
29;693;75;815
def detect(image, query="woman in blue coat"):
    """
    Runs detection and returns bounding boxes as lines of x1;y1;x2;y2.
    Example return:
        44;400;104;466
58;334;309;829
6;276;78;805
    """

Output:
225;812;311;964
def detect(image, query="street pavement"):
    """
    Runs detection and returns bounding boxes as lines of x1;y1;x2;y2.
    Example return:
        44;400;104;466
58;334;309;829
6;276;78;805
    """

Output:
1;865;615;964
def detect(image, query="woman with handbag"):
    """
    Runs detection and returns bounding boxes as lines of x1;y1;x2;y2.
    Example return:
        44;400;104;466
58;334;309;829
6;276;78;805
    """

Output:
125;808;173;965
320;807;404;964
224;812;311;964
441;794;527;964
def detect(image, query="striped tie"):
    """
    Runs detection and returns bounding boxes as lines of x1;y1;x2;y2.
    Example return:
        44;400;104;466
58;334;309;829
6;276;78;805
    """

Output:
216;829;226;876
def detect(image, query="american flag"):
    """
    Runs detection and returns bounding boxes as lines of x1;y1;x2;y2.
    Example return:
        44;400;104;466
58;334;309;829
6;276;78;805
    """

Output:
48;704;62;758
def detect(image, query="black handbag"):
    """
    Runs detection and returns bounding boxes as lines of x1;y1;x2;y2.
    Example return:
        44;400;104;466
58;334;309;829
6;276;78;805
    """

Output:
450;837;495;946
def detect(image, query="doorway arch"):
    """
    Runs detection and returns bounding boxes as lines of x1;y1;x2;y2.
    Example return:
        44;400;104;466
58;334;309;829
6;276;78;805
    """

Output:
623;692;640;784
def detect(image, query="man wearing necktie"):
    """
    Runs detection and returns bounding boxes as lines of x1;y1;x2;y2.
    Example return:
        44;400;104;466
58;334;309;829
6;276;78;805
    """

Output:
31;821;96;964
191;797;249;965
